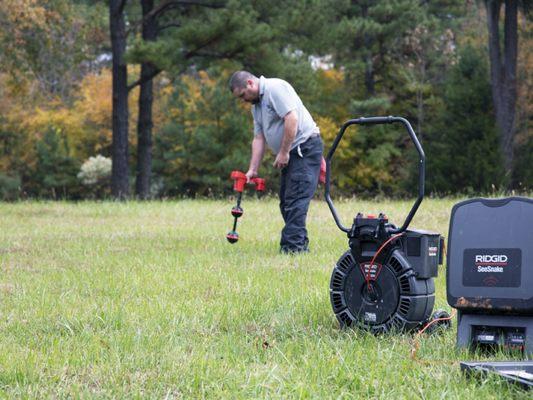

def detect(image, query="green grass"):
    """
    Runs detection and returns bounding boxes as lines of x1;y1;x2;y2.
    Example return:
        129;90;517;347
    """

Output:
0;198;530;399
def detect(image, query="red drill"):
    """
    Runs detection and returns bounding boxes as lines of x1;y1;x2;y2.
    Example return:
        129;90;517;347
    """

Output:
226;170;265;243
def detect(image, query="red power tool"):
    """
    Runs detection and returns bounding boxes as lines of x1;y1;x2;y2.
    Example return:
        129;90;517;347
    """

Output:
226;170;266;244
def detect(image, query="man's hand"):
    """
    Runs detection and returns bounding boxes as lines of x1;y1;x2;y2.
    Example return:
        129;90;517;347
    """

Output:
245;169;258;182
273;151;290;169
274;111;297;169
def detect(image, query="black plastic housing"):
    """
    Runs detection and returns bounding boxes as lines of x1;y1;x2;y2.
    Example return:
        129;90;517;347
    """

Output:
447;197;533;356
401;229;442;279
329;224;442;332
447;197;533;314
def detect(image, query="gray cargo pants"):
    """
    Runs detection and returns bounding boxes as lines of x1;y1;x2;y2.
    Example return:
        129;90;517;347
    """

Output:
279;135;323;253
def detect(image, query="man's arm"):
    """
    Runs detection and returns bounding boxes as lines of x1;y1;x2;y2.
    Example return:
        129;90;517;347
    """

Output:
273;110;298;169
246;133;266;181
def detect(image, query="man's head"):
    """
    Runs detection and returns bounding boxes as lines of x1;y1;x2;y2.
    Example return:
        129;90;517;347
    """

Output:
229;71;260;104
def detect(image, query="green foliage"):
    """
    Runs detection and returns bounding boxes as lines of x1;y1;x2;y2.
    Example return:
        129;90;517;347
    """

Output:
332;125;406;196
0;172;21;201
0;121;26;173
327;0;424;96
513;134;533;190
128;0;280;75
0;0;530;198
426;46;505;194
302;0;466;196
26;128;81;199
153;71;270;196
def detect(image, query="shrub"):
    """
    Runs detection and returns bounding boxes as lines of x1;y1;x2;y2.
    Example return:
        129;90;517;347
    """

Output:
0;173;21;201
77;155;112;198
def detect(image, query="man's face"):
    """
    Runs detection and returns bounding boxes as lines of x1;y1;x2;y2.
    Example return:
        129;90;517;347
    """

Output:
232;80;259;104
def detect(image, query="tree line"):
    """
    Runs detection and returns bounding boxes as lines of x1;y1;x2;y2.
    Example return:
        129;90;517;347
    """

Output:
0;0;531;200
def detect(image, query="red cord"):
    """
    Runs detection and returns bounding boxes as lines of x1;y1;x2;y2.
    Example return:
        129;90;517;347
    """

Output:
417;311;455;336
364;233;404;288
411;309;456;361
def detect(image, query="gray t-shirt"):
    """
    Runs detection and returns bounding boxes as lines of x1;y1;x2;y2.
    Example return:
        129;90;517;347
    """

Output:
252;76;319;154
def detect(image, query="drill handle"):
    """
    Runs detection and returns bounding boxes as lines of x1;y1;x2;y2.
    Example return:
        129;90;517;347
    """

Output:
230;170;266;192
249;177;265;192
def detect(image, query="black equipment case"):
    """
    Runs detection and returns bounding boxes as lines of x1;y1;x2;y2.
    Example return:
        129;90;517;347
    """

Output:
447;197;533;355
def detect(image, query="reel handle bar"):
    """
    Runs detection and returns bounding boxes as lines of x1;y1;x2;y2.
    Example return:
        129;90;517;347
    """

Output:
324;116;425;234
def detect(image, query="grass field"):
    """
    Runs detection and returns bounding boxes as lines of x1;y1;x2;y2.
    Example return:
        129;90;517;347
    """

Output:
0;198;530;398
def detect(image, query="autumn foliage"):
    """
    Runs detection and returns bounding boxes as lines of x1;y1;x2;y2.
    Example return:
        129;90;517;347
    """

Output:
0;1;531;199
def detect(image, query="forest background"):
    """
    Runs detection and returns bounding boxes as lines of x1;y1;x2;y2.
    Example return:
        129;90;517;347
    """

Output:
0;0;530;200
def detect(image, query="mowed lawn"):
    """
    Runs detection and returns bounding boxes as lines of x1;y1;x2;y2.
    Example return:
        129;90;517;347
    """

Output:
0;198;529;399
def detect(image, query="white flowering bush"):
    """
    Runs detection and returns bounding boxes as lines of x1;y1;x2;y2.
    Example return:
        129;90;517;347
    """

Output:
77;155;112;186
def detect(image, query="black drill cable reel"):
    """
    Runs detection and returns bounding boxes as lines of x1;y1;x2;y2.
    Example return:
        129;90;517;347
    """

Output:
325;116;449;333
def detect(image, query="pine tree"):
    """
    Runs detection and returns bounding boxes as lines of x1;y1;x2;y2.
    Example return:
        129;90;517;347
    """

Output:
427;46;504;193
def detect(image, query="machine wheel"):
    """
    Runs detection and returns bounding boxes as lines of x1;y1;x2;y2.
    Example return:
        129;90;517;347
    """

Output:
330;250;435;333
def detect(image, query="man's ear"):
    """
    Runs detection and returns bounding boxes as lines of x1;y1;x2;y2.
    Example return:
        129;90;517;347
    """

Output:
247;79;254;88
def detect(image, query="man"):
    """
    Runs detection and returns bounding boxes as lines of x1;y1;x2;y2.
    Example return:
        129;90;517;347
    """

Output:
229;71;323;254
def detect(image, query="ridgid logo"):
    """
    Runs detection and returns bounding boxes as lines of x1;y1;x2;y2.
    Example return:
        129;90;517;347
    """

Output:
463;248;520;288
475;254;508;272
475;255;508;263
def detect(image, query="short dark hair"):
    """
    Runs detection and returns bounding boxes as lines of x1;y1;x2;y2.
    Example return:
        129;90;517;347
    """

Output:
229;71;257;92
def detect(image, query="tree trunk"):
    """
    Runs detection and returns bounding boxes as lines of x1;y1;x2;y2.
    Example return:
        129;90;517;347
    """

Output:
485;0;518;180
110;0;130;199
135;0;158;199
